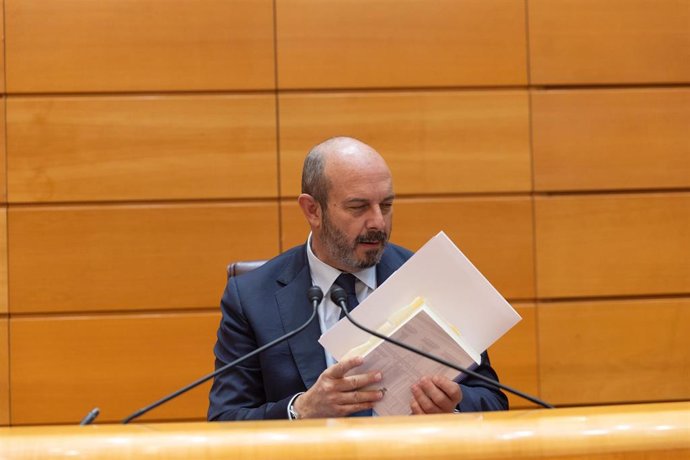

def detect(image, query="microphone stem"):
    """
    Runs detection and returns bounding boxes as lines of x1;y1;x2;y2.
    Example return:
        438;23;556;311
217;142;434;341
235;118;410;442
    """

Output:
339;301;554;409
122;302;320;424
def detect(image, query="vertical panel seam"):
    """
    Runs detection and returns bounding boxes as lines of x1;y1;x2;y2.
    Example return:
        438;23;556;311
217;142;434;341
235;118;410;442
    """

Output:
527;93;543;402
2;0;10;425
273;0;283;253
523;0;532;85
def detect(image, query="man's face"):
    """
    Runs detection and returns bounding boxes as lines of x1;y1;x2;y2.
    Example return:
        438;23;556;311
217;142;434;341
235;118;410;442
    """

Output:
313;156;394;272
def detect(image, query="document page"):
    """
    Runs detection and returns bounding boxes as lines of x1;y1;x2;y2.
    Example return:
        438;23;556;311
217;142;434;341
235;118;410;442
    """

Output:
348;307;478;416
320;231;521;362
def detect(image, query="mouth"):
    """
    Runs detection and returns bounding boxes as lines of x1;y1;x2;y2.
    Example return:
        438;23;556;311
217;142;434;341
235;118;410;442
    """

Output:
356;238;385;249
355;231;388;250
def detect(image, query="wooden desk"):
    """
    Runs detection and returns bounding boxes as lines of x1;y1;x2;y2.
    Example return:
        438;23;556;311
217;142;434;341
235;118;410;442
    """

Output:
1;402;688;459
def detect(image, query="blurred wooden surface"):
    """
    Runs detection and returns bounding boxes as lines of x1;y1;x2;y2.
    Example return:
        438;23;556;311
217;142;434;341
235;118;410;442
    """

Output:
7;95;278;202
532;88;690;191
529;0;690;84
0;1;4;93
9;312;219;425
539;297;690;406
281;196;534;299
8;203;280;313
535;193;690;298
0;98;5;203
0;209;7;314
276;0;527;88
279;91;531;196
0;317;8;426
488;303;539;409
5;0;275;92
1;403;689;459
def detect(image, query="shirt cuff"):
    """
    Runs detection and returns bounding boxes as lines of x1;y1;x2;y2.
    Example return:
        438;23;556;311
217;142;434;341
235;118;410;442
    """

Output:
287;392;305;420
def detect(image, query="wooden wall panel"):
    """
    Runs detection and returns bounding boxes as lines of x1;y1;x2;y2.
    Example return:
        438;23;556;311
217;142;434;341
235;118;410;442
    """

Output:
535;193;690;298
279;91;531;197
0;318;8;426
8;203;280;314
10;312;219;425
538;297;690;405
0;208;6;314
7;95;278;203
5;0;275;92
532;88;690;191
529;0;690;85
0;2;4;93
0;97;5;203
276;0;527;88
281;197;534;299
488;303;539;409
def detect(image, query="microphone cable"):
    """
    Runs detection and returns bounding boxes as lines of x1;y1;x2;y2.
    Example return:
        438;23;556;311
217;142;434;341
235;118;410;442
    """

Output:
331;286;553;409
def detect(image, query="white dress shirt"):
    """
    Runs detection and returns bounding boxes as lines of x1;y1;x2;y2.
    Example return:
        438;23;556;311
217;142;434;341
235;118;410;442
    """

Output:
305;234;376;367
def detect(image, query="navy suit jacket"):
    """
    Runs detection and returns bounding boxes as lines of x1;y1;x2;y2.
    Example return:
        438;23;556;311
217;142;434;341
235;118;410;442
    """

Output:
208;243;508;421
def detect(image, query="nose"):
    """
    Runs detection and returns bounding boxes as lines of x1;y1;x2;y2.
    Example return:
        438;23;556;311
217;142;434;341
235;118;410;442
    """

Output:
366;205;386;230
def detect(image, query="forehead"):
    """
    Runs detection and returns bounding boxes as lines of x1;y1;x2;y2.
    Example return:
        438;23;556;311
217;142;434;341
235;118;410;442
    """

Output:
325;154;393;202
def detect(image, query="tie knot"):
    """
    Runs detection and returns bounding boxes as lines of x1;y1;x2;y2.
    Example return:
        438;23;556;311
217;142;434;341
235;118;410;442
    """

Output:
334;273;358;296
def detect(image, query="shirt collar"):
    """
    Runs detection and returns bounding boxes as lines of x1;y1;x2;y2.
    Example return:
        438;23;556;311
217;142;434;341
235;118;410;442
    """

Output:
306;233;377;292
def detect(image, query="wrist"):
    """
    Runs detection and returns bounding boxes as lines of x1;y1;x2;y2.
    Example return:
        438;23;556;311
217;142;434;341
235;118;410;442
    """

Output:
287;392;304;420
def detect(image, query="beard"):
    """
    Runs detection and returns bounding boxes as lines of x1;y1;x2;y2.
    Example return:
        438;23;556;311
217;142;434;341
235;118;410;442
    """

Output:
321;210;389;270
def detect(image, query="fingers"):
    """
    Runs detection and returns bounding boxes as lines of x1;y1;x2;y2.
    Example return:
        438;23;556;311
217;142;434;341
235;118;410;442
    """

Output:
297;358;385;418
336;388;384;406
326;356;365;379
325;357;382;392
410;376;462;414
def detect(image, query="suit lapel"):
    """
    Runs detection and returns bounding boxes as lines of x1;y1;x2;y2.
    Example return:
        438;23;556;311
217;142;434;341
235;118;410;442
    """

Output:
375;248;399;286
275;246;326;389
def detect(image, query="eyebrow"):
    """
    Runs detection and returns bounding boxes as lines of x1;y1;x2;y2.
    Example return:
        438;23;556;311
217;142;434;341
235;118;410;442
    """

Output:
344;195;396;205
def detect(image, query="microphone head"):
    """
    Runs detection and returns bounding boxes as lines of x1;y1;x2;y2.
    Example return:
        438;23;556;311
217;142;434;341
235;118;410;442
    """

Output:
330;285;347;305
307;285;324;304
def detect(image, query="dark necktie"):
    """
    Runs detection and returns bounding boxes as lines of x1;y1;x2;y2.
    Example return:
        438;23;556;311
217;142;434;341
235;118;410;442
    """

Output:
334;273;359;318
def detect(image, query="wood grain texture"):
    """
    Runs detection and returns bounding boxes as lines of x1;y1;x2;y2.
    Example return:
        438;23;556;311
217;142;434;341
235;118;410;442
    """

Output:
0;209;7;314
0;318;8;426
5;0;275;92
281;196;535;299
529;0;690;84
7;95;278;202
2;403;690;459
532;88;690;191
535;193;690;298
8;202;280;313
538;297;690;405
0;98;5;203
276;0;527;88
0;2;4;93
9;311;220;425
488;303;539;409
279;91;532;197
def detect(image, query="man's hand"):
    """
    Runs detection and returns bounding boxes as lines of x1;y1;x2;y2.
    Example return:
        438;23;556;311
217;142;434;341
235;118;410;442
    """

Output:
410;375;462;414
294;357;384;418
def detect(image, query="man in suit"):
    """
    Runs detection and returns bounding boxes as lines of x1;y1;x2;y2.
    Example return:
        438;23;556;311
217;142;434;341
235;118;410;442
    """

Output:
208;136;508;421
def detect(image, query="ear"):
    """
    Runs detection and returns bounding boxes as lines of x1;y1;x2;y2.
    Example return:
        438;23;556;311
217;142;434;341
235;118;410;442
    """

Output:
297;194;323;228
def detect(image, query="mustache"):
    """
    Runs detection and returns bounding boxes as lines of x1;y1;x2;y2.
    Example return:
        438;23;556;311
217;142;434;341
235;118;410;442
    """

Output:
356;230;388;244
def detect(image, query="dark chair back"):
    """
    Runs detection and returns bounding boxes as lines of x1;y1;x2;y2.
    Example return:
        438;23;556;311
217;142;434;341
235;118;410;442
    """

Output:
226;260;267;278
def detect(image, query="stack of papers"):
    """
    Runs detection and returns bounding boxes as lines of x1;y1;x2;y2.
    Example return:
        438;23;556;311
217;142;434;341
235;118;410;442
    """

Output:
319;231;521;415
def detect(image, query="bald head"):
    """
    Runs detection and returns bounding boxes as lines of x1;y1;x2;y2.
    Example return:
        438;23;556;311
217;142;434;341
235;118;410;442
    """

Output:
301;136;390;208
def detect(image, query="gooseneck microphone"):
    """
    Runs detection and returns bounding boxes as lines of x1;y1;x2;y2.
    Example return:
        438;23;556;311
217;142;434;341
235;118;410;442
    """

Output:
330;286;553;409
121;286;324;424
79;407;100;425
